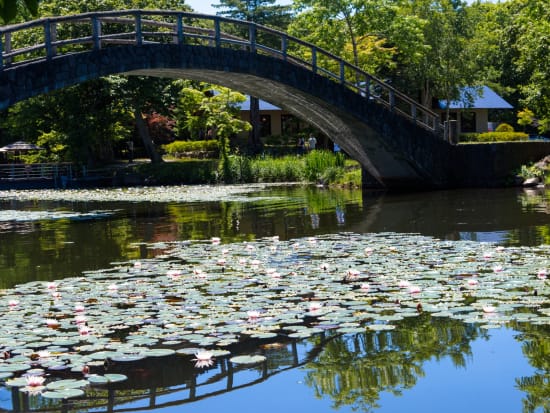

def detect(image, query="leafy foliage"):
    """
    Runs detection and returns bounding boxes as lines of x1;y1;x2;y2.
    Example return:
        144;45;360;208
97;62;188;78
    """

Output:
0;0;38;23
476;131;529;143
163;140;219;157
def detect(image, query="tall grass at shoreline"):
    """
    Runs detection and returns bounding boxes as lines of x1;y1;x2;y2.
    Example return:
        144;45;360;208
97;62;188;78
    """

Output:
133;150;360;186
220;150;349;184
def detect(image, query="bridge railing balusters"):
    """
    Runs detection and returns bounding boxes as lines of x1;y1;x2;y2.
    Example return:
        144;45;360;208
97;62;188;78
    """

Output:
92;16;102;50
281;35;287;61
214;18;222;48
248;24;256;53
134;12;143;46
0;33;4;70
176;14;184;45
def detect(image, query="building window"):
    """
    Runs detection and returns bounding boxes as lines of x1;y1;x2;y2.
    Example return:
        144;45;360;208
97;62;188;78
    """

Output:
260;115;271;137
461;111;476;133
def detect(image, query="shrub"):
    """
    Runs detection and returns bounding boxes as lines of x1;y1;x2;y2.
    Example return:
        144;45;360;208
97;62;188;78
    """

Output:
459;133;480;142
132;160;217;185
476;131;529;142
162;140;219;158
495;123;514;133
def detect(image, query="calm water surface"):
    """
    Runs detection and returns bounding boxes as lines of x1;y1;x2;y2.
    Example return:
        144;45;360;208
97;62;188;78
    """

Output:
0;185;548;413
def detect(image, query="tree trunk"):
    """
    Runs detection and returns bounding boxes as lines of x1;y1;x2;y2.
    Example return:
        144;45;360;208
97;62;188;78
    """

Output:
134;109;163;164
248;96;261;153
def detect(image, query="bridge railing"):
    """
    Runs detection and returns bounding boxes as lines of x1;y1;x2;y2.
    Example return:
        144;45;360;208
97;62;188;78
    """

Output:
0;10;443;136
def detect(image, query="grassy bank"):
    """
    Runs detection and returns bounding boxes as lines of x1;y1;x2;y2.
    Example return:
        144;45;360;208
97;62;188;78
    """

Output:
128;151;361;187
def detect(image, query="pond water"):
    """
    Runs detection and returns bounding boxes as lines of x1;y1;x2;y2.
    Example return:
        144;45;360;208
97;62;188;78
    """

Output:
0;185;548;413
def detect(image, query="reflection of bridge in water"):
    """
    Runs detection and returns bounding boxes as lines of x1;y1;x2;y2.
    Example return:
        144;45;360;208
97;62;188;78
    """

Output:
4;334;335;413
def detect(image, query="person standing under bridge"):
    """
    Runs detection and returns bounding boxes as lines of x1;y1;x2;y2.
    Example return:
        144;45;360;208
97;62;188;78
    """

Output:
307;134;317;151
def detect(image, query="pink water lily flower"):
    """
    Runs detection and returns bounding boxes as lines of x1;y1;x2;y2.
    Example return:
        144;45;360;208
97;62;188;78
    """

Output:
8;299;19;308
25;375;46;387
309;302;322;312
482;305;496;313
193;350;215;368
408;285;421;294
74;303;85;312
247;310;261;321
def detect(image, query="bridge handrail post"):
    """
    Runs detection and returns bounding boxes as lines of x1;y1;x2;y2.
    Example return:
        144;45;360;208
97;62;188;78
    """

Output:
214;17;221;48
248;23;256;53
0;34;3;70
44;20;56;60
365;77;371;100
134;11;143;46
281;35;287;61
389;90;395;111
176;13;184;45
411;103;417;123
92;15;102;50
339;61;345;85
5;32;11;66
311;46;317;74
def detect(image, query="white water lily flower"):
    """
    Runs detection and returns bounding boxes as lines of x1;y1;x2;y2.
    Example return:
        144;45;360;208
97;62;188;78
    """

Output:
192;350;215;368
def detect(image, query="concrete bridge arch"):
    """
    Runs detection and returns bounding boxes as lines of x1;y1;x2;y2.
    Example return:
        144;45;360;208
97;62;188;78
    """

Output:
2;42;451;188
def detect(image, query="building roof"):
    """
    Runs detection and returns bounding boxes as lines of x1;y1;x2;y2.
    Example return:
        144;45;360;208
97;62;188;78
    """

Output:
439;86;513;110
237;96;281;111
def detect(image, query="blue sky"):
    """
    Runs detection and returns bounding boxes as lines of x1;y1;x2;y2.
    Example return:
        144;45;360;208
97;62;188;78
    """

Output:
185;0;293;15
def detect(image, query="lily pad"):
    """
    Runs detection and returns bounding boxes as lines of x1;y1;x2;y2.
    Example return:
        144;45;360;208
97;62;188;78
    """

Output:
230;355;267;365
42;388;85;399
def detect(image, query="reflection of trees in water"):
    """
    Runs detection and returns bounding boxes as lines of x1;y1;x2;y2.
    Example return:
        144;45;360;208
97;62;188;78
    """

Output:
304;316;485;412
512;323;550;413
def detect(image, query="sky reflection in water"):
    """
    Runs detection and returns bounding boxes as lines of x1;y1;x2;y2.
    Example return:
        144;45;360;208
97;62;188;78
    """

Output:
0;185;548;413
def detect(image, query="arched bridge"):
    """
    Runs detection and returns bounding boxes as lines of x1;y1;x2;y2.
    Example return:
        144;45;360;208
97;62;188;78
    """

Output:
0;10;490;188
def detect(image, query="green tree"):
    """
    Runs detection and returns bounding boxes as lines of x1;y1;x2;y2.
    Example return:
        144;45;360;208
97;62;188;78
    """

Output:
2;78;130;165
174;81;250;142
0;0;38;23
213;0;292;152
291;0;391;72
505;0;550;133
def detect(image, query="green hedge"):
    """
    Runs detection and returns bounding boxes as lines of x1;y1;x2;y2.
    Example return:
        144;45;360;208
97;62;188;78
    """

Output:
459;131;529;143
132;160;217;184
162;140;219;157
476;131;529;142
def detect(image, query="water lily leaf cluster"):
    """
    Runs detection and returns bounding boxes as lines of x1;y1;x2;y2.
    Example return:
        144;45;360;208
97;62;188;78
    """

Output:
0;184;280;204
0;232;548;398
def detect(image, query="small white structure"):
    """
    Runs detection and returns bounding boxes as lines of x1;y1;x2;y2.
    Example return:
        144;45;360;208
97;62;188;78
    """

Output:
437;86;513;134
